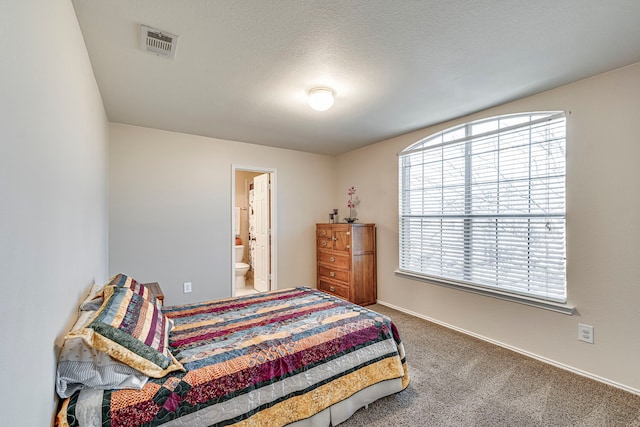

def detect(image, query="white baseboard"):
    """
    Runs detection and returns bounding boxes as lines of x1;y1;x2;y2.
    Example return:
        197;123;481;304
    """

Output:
376;299;640;397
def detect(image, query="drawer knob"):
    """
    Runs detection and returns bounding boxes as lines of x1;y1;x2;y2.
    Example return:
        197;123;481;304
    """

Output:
330;286;335;292
329;257;335;262
322;230;327;235
322;241;327;247
332;237;337;241
330;272;335;277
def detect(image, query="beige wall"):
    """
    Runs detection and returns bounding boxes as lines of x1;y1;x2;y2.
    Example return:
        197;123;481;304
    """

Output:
109;124;334;305
335;62;640;393
0;1;109;425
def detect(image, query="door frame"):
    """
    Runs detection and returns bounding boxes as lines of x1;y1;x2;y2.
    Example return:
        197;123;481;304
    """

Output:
230;165;277;296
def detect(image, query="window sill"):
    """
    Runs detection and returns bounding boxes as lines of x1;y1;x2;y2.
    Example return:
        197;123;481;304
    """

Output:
394;270;575;315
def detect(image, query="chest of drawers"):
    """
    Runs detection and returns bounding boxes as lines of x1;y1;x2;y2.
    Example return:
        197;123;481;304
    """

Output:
316;223;376;306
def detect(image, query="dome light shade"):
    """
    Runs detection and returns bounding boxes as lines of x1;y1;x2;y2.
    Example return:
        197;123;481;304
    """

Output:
308;88;335;111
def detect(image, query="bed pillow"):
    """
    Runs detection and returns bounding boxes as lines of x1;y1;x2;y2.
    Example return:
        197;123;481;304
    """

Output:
79;273;155;311
67;285;184;378
56;310;149;398
78;281;107;311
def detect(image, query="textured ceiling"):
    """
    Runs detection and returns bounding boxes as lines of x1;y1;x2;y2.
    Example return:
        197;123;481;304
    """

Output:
71;0;640;155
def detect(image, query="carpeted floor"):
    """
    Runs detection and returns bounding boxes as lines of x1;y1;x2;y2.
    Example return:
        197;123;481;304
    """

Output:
339;304;640;426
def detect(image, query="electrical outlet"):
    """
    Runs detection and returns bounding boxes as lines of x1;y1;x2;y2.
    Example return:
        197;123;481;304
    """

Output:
183;282;192;293
578;324;594;344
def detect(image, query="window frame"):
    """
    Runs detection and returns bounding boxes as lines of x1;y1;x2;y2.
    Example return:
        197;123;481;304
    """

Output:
396;111;573;314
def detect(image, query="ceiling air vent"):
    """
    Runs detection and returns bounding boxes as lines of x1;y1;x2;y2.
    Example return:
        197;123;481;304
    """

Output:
140;25;179;59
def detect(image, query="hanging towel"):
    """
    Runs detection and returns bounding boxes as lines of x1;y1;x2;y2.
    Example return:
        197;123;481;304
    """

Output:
234;207;241;236
248;190;256;237
248;189;255;268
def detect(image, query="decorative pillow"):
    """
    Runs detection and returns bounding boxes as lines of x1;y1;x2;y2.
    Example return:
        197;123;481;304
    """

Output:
79;273;155;311
106;273;153;299
56;310;149;398
67;286;184;378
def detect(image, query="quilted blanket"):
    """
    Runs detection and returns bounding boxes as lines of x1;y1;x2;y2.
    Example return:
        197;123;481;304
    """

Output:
57;287;409;427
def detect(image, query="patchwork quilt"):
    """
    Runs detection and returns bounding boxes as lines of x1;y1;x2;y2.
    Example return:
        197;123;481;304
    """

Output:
57;287;409;427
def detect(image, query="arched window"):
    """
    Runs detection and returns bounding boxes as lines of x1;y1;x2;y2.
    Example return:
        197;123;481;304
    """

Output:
398;112;567;305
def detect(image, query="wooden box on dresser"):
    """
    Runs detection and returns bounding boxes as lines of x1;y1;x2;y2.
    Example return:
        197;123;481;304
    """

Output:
316;223;377;306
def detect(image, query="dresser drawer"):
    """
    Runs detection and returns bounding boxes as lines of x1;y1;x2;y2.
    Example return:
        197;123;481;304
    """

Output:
317;238;332;250
317;226;332;238
318;279;350;300
318;266;349;283
318;252;349;269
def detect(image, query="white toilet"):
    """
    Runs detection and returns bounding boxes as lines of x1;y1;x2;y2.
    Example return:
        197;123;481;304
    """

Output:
235;244;250;287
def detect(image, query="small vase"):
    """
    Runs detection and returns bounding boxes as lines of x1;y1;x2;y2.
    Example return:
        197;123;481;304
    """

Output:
344;218;357;223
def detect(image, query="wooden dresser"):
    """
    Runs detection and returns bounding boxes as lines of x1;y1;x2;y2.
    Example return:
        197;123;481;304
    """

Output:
316;223;377;306
142;282;164;306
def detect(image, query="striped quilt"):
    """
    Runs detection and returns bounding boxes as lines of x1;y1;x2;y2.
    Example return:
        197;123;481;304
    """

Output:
57;287;409;427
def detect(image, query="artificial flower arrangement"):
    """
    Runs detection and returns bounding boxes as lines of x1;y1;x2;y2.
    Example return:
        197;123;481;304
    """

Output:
345;186;358;223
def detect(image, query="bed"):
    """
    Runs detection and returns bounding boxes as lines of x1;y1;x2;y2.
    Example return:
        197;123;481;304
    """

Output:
56;278;409;427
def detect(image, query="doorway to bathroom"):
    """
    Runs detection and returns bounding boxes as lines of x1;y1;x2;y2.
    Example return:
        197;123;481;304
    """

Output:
231;165;276;297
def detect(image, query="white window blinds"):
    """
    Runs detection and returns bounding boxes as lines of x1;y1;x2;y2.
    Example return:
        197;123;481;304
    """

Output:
398;112;566;303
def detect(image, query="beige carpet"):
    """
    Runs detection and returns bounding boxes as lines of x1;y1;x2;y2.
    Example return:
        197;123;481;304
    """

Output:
339;304;640;426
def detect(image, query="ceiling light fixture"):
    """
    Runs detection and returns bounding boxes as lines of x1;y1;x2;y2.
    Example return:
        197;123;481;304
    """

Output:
308;88;335;111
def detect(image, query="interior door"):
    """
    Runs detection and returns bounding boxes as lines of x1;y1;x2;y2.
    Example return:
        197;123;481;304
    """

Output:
253;173;270;292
